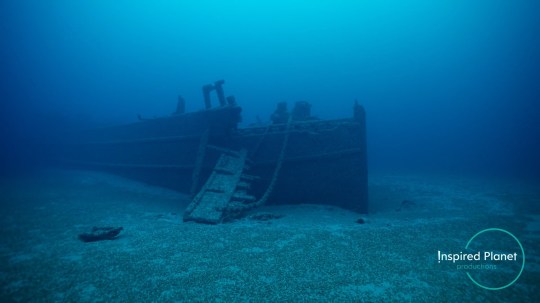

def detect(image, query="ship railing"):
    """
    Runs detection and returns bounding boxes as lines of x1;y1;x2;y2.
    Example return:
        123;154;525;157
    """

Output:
237;118;358;137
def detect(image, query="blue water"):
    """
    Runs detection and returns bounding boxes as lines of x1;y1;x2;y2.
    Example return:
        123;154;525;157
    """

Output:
1;1;539;302
2;0;539;177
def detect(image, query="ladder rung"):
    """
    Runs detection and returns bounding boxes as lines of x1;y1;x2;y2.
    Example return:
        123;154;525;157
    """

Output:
232;193;256;202
207;145;242;157
236;181;250;189
206;188;225;193
214;168;235;175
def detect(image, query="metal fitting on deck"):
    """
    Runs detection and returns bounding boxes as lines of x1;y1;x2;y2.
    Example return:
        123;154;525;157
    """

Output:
202;80;229;109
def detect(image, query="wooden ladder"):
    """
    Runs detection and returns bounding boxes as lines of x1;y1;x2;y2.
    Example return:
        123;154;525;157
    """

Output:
183;149;259;224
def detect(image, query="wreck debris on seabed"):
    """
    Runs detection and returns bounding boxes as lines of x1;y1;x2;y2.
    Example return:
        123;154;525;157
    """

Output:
78;227;124;242
59;80;368;224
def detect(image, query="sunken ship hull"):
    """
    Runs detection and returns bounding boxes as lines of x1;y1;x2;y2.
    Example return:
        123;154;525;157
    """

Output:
61;81;368;223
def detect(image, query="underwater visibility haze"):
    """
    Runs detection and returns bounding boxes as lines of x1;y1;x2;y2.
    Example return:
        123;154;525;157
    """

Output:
1;0;539;302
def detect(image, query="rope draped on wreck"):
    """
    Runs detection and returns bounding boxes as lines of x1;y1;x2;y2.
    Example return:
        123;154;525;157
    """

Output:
253;115;293;207
248;121;273;160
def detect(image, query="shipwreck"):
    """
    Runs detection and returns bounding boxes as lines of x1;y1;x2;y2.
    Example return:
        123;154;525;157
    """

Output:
61;80;368;224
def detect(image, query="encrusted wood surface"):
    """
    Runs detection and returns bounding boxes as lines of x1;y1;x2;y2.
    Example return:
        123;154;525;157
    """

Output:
184;149;257;224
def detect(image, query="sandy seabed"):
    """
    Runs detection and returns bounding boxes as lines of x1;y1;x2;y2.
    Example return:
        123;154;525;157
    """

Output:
0;169;538;302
